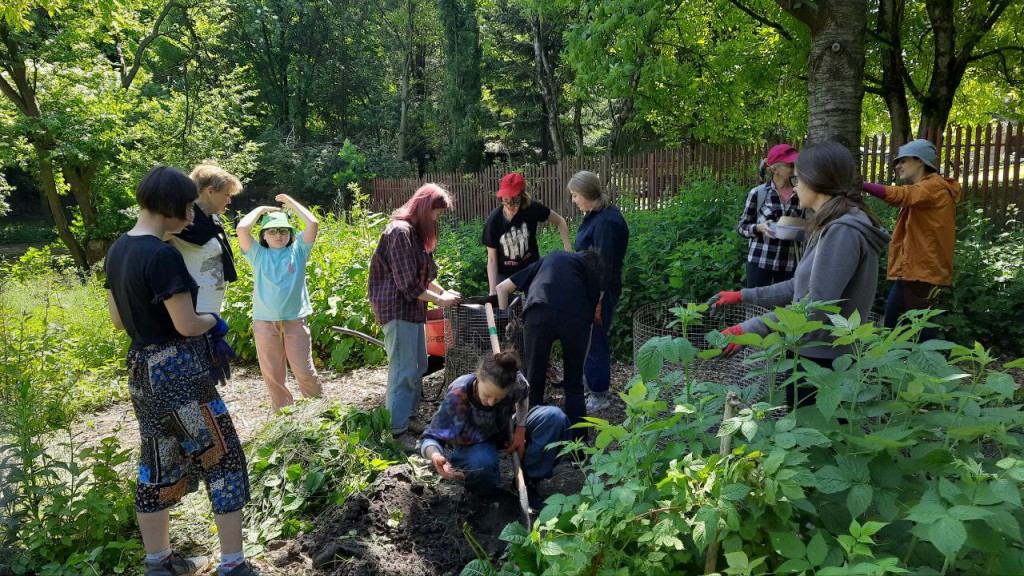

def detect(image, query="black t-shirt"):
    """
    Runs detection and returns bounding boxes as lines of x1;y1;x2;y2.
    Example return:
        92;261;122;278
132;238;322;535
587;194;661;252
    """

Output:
508;251;600;322
481;202;552;277
104;234;198;349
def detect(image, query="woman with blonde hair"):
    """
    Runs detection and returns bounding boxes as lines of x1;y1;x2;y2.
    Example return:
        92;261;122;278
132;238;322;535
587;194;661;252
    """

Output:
171;164;243;314
567;171;629;413
369;183;462;441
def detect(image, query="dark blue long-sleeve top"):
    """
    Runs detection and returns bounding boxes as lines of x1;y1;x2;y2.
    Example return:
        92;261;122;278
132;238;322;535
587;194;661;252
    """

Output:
574;204;630;290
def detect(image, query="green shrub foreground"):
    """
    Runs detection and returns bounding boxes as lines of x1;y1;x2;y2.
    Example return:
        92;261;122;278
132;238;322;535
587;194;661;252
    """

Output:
476;304;1024;576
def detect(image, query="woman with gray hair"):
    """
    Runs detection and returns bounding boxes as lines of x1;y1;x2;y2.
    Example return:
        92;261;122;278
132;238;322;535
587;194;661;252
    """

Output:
568;171;630;413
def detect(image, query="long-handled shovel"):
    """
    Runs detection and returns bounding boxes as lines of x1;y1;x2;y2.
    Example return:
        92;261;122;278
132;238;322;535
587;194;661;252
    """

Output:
483;303;532;530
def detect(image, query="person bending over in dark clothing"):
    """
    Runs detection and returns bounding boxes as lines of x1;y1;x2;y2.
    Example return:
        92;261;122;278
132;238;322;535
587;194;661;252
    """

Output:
495;250;603;442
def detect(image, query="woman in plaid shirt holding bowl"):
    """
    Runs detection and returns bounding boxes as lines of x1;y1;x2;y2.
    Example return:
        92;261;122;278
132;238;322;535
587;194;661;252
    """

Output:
737;144;807;288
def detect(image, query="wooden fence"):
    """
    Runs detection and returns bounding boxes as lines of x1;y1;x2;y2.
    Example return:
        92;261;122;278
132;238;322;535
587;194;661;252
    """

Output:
366;123;1023;224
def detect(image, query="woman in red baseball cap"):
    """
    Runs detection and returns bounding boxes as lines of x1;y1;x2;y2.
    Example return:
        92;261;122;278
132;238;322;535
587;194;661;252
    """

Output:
481;172;572;295
737;143;807;288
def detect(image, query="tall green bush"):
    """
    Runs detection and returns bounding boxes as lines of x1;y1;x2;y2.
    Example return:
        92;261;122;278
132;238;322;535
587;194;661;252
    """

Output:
491;304;1024;575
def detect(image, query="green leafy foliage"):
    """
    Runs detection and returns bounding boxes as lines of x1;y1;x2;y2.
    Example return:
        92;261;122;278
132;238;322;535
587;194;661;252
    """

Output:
0;257;138;574
937;203;1024;358
243;401;397;546
495;304;1024;575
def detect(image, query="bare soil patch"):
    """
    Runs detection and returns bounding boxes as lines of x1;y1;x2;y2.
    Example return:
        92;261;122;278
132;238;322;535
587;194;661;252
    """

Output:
69;360;631;575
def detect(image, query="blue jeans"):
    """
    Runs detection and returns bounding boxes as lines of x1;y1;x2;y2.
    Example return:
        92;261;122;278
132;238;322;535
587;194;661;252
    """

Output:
446;406;569;494
584;286;620;396
383;319;427;434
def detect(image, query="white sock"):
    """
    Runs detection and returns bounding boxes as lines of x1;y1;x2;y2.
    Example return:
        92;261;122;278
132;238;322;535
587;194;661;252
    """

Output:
146;548;172;563
219;551;245;572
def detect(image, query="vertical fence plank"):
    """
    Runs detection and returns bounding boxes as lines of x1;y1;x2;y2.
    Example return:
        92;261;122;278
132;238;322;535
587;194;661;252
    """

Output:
982;124;993;219
1014;123;1023;215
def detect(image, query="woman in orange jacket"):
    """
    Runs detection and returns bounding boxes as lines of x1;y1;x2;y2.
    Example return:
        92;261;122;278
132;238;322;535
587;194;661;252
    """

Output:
862;139;962;340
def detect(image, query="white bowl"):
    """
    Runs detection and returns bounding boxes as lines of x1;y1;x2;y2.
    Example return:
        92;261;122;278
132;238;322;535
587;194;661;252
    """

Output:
770;223;806;241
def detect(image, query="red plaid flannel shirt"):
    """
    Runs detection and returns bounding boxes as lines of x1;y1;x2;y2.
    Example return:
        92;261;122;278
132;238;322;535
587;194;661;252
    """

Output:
369;220;438;325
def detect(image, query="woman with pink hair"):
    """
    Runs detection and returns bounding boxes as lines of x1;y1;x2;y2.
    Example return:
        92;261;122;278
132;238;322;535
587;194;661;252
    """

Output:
369;183;461;441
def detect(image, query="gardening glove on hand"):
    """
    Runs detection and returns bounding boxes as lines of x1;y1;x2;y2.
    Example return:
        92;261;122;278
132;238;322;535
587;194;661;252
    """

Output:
705;291;742;320
206;314;236;385
720;324;745;357
593;300;603;326
861;181;887;199
506;425;527;460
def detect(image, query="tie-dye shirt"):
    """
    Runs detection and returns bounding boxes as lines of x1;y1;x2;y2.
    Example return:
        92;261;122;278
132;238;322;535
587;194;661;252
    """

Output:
420;372;528;455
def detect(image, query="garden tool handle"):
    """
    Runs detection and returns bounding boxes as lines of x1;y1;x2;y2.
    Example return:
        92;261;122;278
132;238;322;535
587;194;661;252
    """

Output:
485;303;532;529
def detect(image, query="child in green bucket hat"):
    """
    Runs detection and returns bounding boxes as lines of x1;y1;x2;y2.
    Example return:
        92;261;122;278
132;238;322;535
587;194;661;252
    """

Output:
237;194;323;412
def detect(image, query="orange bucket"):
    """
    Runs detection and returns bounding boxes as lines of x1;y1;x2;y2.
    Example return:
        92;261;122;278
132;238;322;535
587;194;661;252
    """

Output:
425;318;447;357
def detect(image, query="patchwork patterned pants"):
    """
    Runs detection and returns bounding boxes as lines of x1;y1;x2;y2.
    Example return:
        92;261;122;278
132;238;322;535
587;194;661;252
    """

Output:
127;336;250;515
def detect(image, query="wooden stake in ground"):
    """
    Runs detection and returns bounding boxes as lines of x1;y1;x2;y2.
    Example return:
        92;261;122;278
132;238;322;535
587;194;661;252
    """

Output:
484;303;532;530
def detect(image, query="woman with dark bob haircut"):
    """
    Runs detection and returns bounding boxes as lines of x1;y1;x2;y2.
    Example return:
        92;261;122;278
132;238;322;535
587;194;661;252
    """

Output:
706;142;891;409
105;166;260;576
369;183;462;442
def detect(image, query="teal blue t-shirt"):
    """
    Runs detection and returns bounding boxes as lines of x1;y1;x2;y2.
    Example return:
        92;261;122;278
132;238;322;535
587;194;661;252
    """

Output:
242;239;314;321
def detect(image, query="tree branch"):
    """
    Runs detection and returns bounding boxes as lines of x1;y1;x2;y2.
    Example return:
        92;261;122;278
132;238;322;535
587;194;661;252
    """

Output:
0;72;28;113
728;0;793;40
775;0;816;29
968;45;1024;63
121;1;188;89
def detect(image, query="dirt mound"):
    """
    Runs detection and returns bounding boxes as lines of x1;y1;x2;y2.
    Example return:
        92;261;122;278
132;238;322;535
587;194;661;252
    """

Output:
296;464;521;575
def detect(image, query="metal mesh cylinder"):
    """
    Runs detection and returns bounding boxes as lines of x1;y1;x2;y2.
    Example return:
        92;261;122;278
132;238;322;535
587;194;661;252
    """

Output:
632;299;775;403
442;299;525;386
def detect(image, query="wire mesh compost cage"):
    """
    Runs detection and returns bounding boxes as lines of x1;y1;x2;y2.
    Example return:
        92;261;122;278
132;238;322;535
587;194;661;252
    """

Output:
442;297;526;387
632;299;778;406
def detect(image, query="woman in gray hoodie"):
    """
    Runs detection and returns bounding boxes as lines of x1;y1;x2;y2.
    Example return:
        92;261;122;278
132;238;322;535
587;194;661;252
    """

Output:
707;141;891;408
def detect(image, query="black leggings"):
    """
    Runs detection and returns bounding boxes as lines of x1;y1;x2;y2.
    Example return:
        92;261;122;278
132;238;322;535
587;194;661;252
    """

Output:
522;305;592;442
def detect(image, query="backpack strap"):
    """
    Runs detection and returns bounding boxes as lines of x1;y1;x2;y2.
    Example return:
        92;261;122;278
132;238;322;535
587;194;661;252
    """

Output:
755;183;770;214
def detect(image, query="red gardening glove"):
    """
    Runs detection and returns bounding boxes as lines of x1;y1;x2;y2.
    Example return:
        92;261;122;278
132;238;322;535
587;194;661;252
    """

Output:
594;300;603;325
706;291;742;320
505;426;527;460
721;324;745;357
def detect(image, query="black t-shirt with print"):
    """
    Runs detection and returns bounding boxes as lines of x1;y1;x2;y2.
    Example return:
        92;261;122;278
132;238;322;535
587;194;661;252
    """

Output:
508;250;600;322
104;234;199;349
481;202;552;277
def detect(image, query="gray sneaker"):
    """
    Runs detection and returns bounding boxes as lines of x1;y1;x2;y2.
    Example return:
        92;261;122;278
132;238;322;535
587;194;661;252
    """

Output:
586;393;610;412
219;560;263;576
145;552;208;576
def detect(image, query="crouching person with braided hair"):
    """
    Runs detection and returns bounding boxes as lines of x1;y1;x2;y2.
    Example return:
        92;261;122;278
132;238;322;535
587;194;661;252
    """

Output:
419;351;569;511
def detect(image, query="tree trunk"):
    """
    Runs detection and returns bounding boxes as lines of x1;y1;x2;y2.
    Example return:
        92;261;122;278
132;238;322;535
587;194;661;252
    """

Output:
573;98;584;157
779;0;868;156
876;0;912;145
916;0;964;139
34;144;89;269
530;14;564;162
397;0;415;161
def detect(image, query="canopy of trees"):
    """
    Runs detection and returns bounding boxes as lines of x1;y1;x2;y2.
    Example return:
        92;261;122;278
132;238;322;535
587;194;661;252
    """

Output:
1;0;1020;268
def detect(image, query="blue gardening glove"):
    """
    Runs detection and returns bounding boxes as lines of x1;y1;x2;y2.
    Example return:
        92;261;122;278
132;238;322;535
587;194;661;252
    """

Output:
207;314;236;385
209;313;230;339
